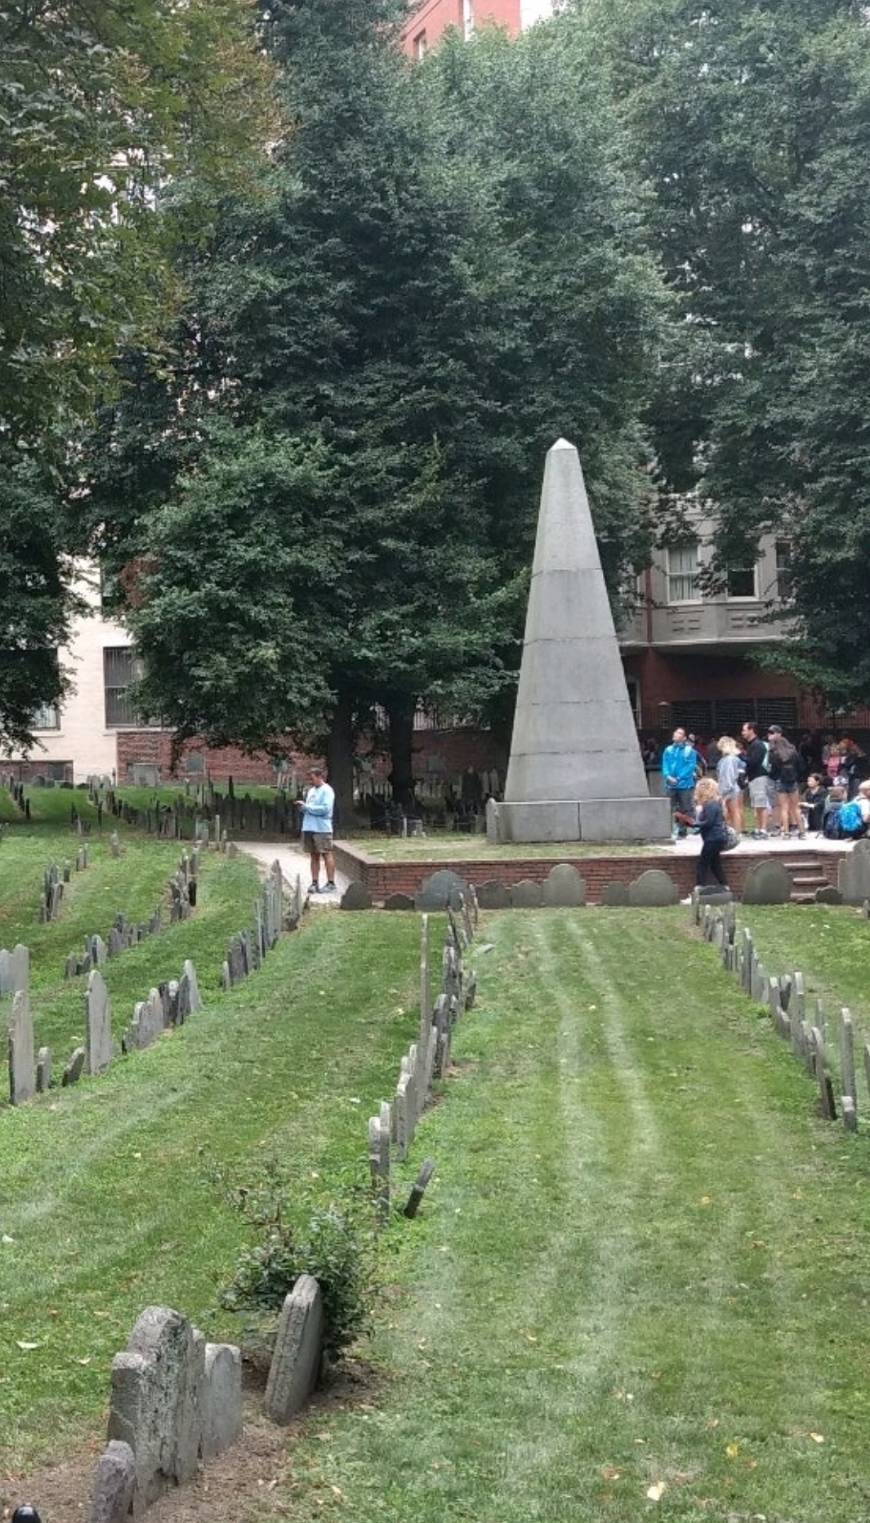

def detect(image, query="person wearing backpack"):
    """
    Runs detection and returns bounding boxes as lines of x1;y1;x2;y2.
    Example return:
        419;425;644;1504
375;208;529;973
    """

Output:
767;725;804;838
741;720;773;838
834;781;870;840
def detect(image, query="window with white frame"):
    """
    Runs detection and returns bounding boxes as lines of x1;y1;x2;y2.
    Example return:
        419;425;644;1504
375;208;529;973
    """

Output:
775;539;792;601
666;543;701;603
31;701;60;731
463;0;474;39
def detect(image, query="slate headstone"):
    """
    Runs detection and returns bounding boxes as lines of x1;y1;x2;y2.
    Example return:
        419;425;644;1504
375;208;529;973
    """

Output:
85;969;113;1076
600;881;630;906
742;859;792;905
541;863;587;908
264;1275;324;1424
384;893;415;911
89;1440;137;1523
815;885;843;906
107;927;125;959
108;1306;205;1507
183;959;202;1014
511;879;543;908
628;869;679;907
416;869;469;911
8;989;35;1104
62;1046;86;1086
340;881;373;911
201;1343;242;1460
36;1045;52;1093
839;839;870;905
474;880;511;910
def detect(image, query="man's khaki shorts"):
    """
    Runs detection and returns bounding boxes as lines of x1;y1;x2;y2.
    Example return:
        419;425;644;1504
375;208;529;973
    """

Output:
303;831;333;853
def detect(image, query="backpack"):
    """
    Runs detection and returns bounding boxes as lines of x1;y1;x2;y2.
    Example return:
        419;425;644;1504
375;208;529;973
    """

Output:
760;741;772;775
823;807;842;840
838;800;864;838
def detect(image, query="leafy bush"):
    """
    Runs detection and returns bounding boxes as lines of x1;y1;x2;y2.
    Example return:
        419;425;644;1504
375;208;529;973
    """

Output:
217;1161;375;1360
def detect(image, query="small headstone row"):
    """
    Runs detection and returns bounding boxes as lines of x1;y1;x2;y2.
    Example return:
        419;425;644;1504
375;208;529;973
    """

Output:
63;850;197;980
367;889;479;1219
220;861;300;991
696;893;861;1134
39;847;91;923
413;865;682;912
98;1305;242;1521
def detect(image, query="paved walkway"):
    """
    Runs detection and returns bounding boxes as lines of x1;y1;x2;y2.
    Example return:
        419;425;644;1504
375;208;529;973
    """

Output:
241;841;351;908
665;830;849;858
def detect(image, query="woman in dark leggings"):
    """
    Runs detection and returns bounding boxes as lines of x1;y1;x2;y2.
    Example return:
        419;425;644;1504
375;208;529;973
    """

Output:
692;776;728;888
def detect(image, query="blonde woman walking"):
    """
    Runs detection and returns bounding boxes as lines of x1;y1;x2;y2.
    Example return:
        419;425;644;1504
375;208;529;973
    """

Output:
716;736;744;834
675;776;730;901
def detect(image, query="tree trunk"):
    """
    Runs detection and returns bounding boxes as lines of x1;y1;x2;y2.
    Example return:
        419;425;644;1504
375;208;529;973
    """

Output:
386;696;417;812
326;689;355;831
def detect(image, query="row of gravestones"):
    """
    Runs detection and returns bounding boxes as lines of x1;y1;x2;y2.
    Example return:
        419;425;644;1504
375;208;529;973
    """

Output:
62;849;198;980
40;848;89;923
220;861;301;991
367;890;478;1218
8;954;204;1105
102;786;300;845
697;894;864;1133
341;865;686;913
85;1271;328;1522
6;780;30;818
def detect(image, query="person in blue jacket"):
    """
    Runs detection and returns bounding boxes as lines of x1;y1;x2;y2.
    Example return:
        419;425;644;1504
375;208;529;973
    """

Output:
661;726;700;838
296;766;337;894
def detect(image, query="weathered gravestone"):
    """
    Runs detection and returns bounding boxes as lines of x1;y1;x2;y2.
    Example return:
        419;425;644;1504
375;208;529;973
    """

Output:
416;870;469;912
384;892;415;911
742;859;791;905
511;879;543;908
91;934;108;967
474;880;511;910
85;969;113;1076
628;869;679;907
36;1045;52;1093
130;990;165;1052
183;959;202;1015
107;927;125;958
600;881;630;906
201;1343;243;1461
8;990;35;1104
0;943;30;997
64;951;80;980
340;881;373;911
110;832;121;859
541;863;587;907
89;1439;137;1523
264;1276;324;1424
108;1306;205;1511
815;884;843;905
227;935;247;985
838;839;870;904
63;1046;86;1086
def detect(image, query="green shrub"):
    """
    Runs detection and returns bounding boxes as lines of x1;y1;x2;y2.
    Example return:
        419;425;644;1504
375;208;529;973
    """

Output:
217;1161;375;1360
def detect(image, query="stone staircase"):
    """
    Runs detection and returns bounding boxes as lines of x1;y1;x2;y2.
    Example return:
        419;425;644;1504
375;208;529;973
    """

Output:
781;853;831;904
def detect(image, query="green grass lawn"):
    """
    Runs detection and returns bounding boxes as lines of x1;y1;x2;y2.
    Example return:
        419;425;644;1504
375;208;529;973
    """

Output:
115;784;282;812
0;789;267;1056
263;907;870;1523
741;903;870;1114
0;910;423;1473
347;833;660;861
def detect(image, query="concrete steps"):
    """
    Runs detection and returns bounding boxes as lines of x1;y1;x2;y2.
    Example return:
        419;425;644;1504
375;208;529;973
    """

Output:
781;855;829;904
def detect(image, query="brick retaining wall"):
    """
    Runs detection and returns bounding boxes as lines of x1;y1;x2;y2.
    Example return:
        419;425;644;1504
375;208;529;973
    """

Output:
334;843;844;905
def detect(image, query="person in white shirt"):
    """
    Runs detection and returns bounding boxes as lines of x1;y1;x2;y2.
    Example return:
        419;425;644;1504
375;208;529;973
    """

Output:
296;766;337;894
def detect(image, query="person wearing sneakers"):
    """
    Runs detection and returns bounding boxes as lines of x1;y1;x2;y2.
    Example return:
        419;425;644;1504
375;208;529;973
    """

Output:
297;766;337;894
741;719;772;838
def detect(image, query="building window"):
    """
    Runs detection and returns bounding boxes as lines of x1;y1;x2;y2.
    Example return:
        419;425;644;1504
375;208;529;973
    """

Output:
31;701;60;731
462;0;474;39
775;540;791;601
666;543;700;604
104;647;140;728
414;29;427;58
726;562;758;599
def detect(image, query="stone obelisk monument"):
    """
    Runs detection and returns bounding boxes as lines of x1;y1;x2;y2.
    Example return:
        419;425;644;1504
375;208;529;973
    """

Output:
490;438;671;844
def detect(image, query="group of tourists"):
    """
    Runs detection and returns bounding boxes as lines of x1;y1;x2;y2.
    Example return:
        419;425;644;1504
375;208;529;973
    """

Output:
661;724;870;894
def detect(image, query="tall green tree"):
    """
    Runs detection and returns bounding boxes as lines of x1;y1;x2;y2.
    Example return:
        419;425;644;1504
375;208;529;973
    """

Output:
584;0;870;706
92;0;668;801
0;0;272;752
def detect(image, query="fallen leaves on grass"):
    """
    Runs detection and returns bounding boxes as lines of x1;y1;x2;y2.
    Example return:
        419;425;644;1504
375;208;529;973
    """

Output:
601;1466;621;1482
646;1481;667;1501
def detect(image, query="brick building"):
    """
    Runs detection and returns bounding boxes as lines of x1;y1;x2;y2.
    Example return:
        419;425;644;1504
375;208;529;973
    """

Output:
400;0;562;58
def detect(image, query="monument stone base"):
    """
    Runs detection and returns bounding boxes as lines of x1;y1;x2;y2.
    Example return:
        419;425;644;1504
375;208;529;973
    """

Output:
487;797;672;845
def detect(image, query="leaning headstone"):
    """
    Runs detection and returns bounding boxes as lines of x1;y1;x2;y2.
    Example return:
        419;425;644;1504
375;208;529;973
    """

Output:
182;959;202;1015
416;869;469;911
201;1343;242;1461
340;881;373;911
108;1306;205;1507
89;1439;137;1523
742;859;791;905
403;1158;436;1220
85;969;113;1076
600;881;630;907
628;870;679;907
815;885;843;906
511;879;543;909
8;990;35;1104
384;893;415;911
541;864;587;908
62;1046;86;1086
264;1275;324;1424
130;990;165;1052
36;1045;52;1093
838;839;870;904
474;880;511;910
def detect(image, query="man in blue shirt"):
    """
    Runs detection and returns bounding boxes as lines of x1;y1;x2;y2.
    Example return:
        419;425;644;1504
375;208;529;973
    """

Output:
297;766;337;894
661;727;700;839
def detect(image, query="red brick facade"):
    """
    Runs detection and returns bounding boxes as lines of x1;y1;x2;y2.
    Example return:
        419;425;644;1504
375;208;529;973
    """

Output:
115;732;319;786
400;0;521;56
